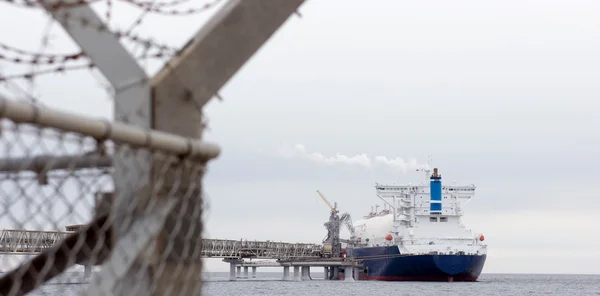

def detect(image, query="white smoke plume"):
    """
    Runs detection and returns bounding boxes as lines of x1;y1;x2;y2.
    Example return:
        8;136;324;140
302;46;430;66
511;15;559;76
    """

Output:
278;144;428;173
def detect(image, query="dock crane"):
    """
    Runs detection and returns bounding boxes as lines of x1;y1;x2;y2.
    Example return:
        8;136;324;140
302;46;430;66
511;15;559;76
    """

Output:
316;190;359;258
317;190;337;215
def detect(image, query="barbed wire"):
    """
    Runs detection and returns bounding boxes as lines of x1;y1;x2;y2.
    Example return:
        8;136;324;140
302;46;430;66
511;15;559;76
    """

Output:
0;0;222;84
3;0;99;9
122;0;222;15
0;63;94;81
2;0;221;11
0;43;83;61
0;51;85;65
1;0;222;15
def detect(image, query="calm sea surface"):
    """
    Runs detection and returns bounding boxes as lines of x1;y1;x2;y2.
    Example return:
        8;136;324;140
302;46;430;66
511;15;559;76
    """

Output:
15;272;600;296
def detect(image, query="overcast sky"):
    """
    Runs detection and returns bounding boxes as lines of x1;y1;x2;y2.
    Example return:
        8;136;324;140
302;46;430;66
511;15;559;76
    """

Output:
1;0;599;274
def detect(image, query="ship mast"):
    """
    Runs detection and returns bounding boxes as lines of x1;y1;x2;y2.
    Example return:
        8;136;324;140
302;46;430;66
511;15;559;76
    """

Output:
417;155;433;185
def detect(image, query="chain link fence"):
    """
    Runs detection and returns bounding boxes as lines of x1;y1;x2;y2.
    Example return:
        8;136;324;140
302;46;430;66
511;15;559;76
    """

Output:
0;0;305;295
0;95;216;295
0;0;221;294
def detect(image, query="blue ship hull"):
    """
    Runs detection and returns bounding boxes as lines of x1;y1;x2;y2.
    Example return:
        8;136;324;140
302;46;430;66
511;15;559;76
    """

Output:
347;246;486;282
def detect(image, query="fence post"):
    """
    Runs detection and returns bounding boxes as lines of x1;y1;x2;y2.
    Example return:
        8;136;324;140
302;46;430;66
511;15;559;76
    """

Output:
149;1;306;294
41;2;155;295
40;0;306;295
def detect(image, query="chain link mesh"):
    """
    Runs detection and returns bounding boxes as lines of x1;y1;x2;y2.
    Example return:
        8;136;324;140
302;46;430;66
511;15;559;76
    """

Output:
0;115;208;295
0;0;308;294
0;0;226;294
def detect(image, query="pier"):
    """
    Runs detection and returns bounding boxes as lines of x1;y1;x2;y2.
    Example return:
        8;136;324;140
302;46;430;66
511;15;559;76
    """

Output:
224;258;361;282
0;228;362;282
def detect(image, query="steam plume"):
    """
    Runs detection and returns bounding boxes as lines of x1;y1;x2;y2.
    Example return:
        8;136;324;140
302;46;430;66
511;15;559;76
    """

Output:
278;144;428;173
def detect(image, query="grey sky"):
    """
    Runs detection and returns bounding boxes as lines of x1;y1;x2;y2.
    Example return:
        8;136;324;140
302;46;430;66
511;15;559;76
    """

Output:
1;0;599;274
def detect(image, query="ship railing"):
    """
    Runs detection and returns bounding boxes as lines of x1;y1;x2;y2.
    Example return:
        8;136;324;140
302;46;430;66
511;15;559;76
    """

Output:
403;251;484;256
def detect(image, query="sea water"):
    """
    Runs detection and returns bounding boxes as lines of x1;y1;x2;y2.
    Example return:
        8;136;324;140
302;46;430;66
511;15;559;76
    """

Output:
9;272;600;296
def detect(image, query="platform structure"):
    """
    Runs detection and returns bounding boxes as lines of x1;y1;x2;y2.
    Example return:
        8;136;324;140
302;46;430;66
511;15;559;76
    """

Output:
202;239;323;259
0;228;362;282
0;226;94;278
0;229;323;259
224;258;362;282
0;229;70;254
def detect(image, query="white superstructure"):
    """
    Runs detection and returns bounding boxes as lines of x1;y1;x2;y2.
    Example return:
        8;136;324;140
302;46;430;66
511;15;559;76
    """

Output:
353;168;487;256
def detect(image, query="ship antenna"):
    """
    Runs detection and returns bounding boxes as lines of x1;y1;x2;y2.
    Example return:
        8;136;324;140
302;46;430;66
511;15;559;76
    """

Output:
424;155;433;184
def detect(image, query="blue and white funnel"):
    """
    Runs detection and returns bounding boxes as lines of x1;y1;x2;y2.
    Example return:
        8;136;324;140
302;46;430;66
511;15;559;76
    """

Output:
430;168;442;214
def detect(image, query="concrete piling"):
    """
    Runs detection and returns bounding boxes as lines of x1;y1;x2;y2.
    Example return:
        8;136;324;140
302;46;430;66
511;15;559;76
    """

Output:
229;263;236;281
283;266;291;281
293;266;301;281
84;265;92;279
344;267;354;282
301;266;310;281
223;259;361;283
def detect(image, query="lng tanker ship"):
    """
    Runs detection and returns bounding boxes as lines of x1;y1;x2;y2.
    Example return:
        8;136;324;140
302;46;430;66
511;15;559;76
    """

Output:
349;167;487;281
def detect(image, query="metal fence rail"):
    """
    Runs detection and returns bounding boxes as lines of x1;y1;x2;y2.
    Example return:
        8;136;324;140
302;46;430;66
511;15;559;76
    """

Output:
0;97;221;161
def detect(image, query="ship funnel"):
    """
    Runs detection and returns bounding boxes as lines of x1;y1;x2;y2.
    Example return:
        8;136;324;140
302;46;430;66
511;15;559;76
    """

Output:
430;168;442;215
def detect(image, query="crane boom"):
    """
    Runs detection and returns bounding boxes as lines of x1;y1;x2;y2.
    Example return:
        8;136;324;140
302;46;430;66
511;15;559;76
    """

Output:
316;190;335;212
339;213;356;237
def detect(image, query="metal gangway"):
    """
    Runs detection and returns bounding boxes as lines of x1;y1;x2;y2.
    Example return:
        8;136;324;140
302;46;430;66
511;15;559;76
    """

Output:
0;229;71;254
0;229;324;260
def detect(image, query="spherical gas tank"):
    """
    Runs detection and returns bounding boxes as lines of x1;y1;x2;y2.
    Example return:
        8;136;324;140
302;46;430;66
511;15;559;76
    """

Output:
353;213;394;240
384;234;393;241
